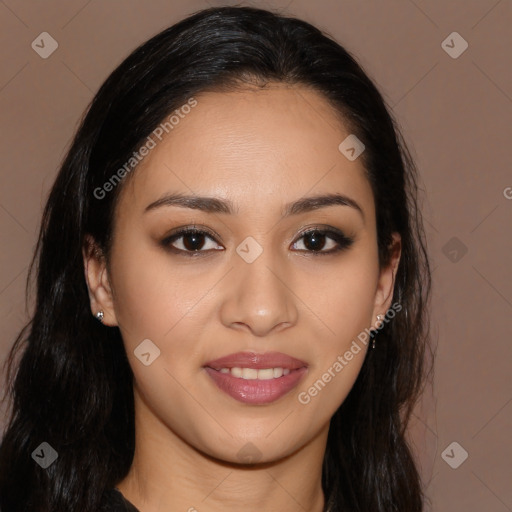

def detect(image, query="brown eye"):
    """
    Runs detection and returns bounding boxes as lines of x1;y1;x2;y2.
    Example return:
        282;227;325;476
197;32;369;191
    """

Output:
292;228;354;255
162;228;222;254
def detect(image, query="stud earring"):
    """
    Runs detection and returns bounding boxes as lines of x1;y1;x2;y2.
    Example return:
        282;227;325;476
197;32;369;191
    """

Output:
373;314;384;349
95;310;104;323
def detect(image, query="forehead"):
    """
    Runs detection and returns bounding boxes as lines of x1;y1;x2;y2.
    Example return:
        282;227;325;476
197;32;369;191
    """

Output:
117;84;374;220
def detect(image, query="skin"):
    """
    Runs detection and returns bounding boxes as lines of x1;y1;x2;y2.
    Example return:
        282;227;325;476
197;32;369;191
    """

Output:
83;83;401;512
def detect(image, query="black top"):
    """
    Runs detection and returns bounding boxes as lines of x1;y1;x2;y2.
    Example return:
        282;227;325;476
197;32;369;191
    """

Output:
101;487;334;511
99;488;141;512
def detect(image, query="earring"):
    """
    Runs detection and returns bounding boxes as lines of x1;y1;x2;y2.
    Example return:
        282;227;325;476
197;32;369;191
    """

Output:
95;310;104;323
373;314;384;349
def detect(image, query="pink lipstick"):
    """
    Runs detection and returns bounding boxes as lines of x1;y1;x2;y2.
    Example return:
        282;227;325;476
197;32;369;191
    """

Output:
203;351;308;405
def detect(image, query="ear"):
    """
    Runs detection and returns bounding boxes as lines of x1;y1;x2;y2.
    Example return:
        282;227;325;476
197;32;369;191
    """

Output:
371;232;402;323
82;234;118;326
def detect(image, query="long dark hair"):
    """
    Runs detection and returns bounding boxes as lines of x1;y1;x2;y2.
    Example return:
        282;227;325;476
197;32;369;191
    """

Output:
0;6;432;511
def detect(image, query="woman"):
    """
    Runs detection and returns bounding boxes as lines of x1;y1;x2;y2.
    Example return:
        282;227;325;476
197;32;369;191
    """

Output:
0;5;432;512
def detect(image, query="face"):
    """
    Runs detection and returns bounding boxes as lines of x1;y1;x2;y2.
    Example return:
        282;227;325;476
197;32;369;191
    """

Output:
84;83;400;464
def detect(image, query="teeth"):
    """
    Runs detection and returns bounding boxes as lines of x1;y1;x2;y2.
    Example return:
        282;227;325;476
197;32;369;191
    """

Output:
242;368;258;379
218;367;293;379
231;367;243;378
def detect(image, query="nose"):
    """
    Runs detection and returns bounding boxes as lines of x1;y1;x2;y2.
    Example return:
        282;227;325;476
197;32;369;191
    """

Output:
219;246;298;337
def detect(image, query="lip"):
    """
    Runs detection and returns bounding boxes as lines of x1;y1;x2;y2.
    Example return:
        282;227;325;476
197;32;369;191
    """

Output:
204;366;308;405
204;351;308;371
203;351;309;405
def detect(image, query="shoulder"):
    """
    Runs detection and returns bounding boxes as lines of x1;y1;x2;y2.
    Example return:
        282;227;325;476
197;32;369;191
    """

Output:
98;488;141;512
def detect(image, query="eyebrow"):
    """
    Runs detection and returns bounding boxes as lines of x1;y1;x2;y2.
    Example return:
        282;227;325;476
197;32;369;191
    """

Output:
144;192;364;220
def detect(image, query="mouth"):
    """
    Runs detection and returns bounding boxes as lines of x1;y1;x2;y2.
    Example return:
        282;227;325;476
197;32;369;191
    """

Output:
203;351;308;405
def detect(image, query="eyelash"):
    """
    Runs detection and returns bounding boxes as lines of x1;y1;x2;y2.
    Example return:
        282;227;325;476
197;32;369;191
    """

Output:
161;225;354;257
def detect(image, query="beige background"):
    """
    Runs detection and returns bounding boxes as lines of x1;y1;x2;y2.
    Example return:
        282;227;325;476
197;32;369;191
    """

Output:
1;1;511;510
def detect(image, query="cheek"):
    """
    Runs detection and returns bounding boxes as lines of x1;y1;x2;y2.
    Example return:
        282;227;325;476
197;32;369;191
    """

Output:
336;265;378;333
109;236;217;396
109;238;202;343
296;251;378;405
109;243;209;421
309;251;379;345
